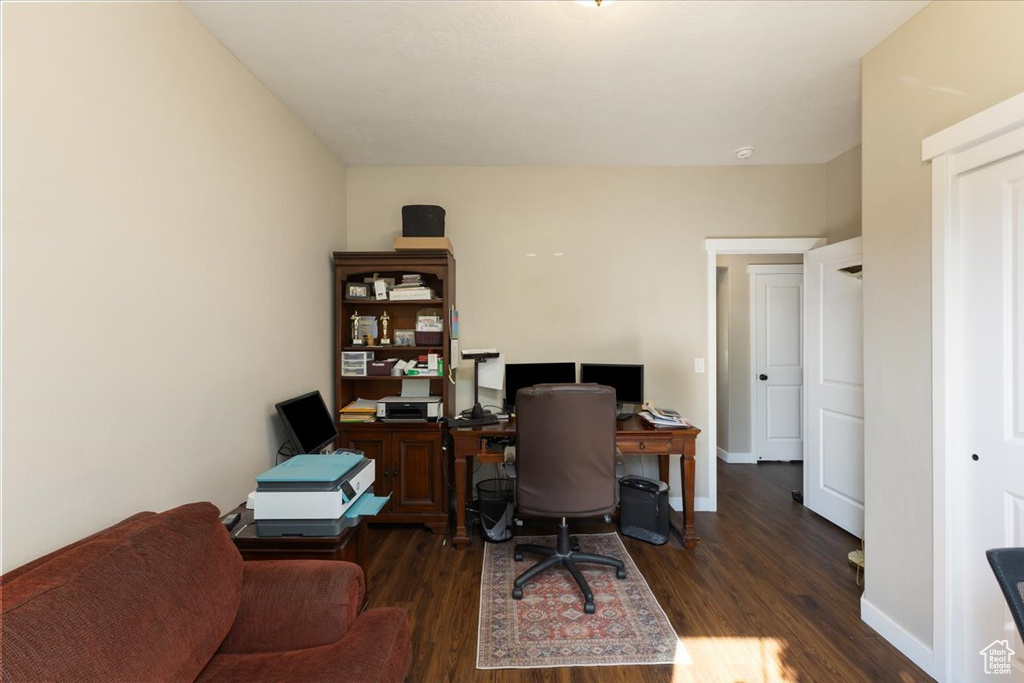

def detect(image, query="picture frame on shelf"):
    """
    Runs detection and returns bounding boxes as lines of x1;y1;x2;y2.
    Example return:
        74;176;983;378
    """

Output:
394;329;416;346
355;316;378;345
346;282;371;300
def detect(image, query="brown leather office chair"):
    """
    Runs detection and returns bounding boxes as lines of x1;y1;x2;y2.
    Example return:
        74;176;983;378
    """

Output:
512;383;626;614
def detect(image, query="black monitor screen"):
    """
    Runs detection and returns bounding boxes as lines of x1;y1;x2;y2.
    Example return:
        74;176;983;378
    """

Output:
275;390;338;454
579;364;644;405
504;362;576;412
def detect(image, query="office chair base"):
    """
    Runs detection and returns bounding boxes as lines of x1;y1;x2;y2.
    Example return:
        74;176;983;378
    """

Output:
512;520;626;613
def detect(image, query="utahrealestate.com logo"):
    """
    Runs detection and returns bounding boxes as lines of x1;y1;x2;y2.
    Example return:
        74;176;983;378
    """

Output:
980;640;1015;675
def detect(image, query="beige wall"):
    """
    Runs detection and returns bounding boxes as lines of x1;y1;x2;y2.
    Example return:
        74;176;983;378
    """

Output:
1;3;347;571
824;145;862;243
715;254;803;457
862;0;1024;648
347;166;826;505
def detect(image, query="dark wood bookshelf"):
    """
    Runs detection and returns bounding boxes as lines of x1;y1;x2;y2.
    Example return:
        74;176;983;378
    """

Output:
332;250;455;535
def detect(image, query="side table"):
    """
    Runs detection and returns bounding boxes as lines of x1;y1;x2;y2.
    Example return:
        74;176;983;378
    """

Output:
226;504;368;572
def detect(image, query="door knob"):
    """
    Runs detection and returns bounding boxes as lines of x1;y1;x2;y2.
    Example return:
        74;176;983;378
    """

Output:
759;374;768;381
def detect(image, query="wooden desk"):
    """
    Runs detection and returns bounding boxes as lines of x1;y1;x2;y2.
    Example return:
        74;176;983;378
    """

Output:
449;416;701;549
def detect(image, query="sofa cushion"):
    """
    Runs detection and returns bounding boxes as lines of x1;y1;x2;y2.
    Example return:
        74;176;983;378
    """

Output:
218;560;365;654
197;607;412;683
2;502;243;682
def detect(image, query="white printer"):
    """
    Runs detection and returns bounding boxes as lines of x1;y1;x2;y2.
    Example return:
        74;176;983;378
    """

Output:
252;451;385;536
376;395;442;422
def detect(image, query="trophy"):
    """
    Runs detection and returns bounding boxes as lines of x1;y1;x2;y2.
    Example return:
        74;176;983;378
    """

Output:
380;311;391;345
351;311;364;346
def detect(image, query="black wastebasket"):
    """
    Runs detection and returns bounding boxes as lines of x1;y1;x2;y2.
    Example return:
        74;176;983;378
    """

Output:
476;478;514;542
619;476;670;545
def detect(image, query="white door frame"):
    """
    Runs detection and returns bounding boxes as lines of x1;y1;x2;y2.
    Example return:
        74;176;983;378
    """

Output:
748;264;805;462
925;92;1024;682
705;238;826;510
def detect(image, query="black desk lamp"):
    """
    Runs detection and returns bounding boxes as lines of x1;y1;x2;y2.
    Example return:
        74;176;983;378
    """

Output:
460;349;500;426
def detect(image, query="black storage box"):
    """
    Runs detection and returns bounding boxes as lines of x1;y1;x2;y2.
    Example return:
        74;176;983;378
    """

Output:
619;476;670;545
402;205;446;237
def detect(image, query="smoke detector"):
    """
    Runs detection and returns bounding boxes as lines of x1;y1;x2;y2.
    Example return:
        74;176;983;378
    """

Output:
735;147;755;160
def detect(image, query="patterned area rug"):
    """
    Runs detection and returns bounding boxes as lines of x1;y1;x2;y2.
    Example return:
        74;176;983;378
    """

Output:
477;532;683;669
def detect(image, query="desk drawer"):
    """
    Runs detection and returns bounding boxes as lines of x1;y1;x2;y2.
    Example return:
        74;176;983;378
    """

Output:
617;436;672;454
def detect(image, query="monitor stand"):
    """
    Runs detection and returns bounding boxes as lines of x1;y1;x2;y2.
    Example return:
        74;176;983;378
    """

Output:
616;403;636;421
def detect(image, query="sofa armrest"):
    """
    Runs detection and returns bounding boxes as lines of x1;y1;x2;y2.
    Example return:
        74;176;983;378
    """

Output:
218;560;365;654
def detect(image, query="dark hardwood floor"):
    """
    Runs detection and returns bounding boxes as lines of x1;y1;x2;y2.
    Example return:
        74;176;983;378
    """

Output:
364;461;931;682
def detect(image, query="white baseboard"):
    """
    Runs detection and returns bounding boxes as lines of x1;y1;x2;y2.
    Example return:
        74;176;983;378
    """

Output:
669;495;682;511
717;447;756;464
860;596;937;680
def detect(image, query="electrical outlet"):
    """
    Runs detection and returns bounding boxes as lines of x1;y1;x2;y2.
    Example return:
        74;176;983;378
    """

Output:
694;358;706;373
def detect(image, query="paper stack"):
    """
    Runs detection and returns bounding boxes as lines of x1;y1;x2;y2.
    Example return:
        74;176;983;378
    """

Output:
338;398;377;423
638;406;692;429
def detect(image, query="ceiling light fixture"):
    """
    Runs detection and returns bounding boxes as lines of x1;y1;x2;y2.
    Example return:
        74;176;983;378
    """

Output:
735;146;755;160
574;0;612;7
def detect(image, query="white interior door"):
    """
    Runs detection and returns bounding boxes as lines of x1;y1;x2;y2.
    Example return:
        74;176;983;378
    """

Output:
751;266;803;461
959;150;1024;680
803;237;864;538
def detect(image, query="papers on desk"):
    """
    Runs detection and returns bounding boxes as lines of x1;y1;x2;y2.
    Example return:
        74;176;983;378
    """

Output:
638;410;692;429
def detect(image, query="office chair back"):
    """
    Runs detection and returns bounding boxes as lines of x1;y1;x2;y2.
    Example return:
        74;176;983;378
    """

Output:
987;548;1024;638
515;383;617;518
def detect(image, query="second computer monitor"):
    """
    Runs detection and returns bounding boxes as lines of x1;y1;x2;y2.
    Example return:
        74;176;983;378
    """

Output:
579;363;644;413
504;362;576;412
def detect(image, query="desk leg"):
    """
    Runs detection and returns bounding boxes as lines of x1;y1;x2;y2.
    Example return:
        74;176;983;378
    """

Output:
660;451;700;550
680;452;699;549
453;449;470;548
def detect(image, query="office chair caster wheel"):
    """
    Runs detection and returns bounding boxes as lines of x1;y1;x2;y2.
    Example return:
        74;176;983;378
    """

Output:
514;551;524;561
512;587;523;600
584;601;596;615
617;568;627;580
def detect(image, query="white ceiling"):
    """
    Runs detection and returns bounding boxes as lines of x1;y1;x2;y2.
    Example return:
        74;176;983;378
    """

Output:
185;0;927;167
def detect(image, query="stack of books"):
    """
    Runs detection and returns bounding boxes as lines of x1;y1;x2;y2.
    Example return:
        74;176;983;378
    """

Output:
338;398;377;423
390;274;436;301
638;406;692;429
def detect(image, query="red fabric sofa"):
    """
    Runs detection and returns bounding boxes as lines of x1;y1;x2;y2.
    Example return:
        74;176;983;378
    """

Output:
0;502;411;682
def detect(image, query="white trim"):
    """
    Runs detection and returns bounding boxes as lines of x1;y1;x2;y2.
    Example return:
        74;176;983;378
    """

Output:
928;92;1024;683
861;597;937;680
669;495;683;512
705;237;825;514
720;449;756;464
694;496;714;512
922;92;1024;161
746;264;804;275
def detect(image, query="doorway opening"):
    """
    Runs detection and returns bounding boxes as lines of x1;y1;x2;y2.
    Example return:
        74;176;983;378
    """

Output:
703;238;825;512
716;257;804;466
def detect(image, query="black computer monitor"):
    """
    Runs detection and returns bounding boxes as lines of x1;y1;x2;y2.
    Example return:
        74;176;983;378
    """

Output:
275;390;338;454
504;362;576;412
579;364;644;417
